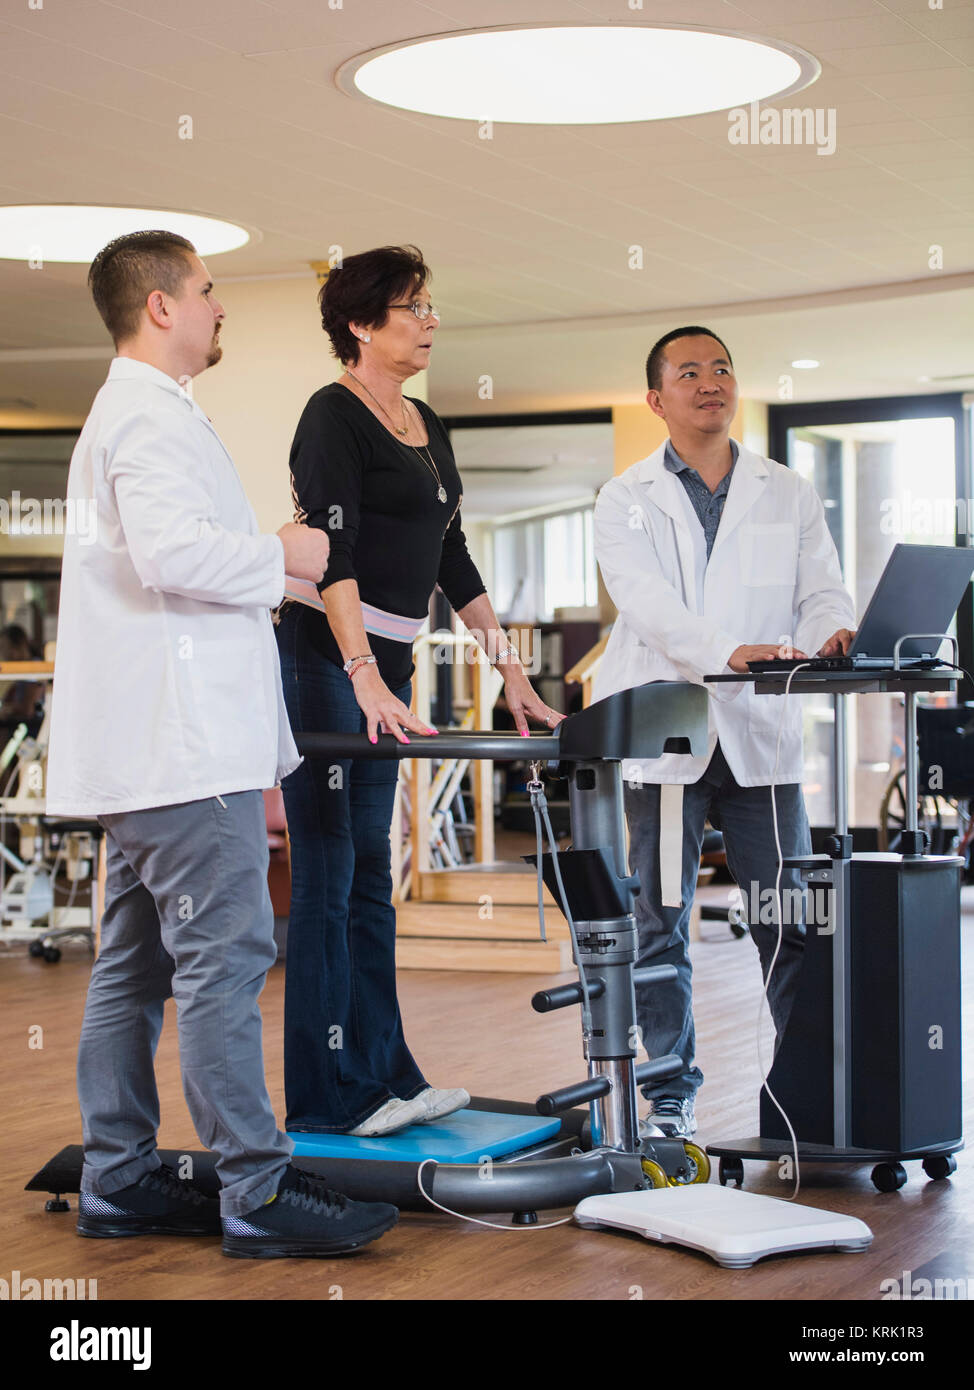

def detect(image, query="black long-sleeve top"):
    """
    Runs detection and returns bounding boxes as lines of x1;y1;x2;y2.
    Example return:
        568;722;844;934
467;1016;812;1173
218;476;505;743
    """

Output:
288;382;486;688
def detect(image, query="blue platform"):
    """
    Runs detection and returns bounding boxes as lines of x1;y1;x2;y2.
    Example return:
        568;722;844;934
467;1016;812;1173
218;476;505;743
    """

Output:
287;1108;560;1163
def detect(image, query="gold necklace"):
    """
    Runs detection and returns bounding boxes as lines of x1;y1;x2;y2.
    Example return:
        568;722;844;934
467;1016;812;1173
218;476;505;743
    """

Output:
345;370;408;436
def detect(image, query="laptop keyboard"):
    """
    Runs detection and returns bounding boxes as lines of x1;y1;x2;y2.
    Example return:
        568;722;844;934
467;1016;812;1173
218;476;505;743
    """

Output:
746;656;942;673
747;657;853;672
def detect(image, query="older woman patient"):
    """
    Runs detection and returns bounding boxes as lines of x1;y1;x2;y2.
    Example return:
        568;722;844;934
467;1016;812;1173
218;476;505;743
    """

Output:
277;244;561;1138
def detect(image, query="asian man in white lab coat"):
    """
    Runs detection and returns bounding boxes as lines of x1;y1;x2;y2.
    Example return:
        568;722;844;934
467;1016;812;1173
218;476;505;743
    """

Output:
46;230;398;1258
592;327;856;1140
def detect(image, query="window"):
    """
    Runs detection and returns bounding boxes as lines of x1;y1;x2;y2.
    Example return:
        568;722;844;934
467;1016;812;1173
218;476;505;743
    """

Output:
493;505;597;623
770;394;970;832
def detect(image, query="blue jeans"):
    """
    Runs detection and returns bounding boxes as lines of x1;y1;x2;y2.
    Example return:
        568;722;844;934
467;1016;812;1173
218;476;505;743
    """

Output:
275;603;427;1131
624;743;810;1100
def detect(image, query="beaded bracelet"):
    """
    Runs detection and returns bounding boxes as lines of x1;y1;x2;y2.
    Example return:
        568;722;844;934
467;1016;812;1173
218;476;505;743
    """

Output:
342;652;374;673
346;655;378;680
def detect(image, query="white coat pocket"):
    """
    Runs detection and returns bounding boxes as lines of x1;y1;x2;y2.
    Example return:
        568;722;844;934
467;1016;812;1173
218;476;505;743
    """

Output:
188;638;265;760
740;523;797;587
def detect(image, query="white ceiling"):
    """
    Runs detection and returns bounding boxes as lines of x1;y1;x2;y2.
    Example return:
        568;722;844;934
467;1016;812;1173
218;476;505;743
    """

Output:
0;0;972;427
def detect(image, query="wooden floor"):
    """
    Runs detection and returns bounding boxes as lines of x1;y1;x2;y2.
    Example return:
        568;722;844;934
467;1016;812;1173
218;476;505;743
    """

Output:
2;885;972;1303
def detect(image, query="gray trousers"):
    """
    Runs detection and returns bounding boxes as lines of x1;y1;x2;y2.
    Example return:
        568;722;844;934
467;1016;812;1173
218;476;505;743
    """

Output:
77;792;292;1217
624;744;811;1100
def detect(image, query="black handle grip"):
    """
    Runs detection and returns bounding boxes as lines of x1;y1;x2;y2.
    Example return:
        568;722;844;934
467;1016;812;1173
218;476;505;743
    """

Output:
632;965;678;988
536;1076;611;1116
531;980;606;1013
634;1054;684;1086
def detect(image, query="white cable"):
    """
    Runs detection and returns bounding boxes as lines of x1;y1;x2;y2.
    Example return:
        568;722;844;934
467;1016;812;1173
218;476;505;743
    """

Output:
755;661;809;1201
415;1158;574;1229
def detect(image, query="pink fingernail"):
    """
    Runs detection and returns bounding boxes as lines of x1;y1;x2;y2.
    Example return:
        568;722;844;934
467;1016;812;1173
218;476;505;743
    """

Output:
520;730;528;737
427;728;438;735
370;735;377;744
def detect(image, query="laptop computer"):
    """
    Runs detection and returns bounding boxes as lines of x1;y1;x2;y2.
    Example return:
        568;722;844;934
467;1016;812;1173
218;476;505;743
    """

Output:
748;543;974;673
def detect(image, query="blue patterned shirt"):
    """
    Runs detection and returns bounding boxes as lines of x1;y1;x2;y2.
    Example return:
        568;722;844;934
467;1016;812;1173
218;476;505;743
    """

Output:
663;439;739;561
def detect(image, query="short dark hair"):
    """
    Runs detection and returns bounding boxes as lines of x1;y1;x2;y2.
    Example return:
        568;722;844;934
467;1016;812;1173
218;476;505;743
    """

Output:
646;326;733;392
318;244;431;366
88;230;197;346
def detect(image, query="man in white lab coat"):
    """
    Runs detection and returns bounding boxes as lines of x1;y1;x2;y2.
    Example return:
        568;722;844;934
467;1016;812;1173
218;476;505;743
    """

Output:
592;327;856;1139
46;231;398;1257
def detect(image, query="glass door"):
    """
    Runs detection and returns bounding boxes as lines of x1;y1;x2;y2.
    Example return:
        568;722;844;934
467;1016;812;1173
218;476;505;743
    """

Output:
770;395;971;835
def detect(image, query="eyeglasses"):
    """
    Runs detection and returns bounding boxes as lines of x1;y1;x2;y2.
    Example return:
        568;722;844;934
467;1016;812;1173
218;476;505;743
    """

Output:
387;301;440;322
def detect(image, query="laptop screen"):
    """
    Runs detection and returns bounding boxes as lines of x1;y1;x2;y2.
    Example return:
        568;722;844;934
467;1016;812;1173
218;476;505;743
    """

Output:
849;544;974;660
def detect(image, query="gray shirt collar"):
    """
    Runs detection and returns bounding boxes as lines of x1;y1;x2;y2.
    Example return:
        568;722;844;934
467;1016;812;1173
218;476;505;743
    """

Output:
664;437;739;483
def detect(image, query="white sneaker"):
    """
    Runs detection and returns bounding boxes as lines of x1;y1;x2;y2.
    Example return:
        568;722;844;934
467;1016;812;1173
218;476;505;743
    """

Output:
346;1096;427;1137
639;1095;697;1139
414;1087;471;1122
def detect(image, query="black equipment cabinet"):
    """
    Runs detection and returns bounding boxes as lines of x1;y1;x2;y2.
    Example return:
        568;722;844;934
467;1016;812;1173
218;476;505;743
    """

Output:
759;853;963;1154
848;855;962;1152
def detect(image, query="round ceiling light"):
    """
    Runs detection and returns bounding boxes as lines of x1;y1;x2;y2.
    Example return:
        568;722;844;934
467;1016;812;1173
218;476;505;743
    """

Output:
0;206;251;263
338;24;818;124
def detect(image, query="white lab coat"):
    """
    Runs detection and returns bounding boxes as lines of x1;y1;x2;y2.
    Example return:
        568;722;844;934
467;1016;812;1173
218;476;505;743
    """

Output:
591;440;855;787
46;357;300;816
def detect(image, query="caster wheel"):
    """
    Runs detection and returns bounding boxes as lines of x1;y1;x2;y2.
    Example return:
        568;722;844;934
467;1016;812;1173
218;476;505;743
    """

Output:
871;1162;908;1192
729;912;749;939
45;1198;70;1213
43;946;61;963
680;1142;712;1185
718;1156;744;1188
922;1154;957;1182
640;1158;668;1189
28;940;45;958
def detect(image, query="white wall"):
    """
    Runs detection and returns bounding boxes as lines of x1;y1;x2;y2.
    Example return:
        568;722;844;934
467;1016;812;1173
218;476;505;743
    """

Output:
191;275;337;532
193;273;429;533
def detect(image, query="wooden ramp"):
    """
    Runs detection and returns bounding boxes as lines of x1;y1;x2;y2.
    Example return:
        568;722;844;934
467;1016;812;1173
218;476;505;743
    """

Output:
396;863;575;973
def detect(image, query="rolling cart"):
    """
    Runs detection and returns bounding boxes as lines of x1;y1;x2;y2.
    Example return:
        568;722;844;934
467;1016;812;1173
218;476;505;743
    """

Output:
704;660;965;1192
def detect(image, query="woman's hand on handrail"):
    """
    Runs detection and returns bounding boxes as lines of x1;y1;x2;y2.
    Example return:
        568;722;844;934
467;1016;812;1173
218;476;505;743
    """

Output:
500;664;564;738
349;663;439;745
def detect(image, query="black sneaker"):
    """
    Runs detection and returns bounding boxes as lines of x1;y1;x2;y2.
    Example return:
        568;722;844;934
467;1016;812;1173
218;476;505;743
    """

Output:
221;1164;398;1259
78;1163;221;1238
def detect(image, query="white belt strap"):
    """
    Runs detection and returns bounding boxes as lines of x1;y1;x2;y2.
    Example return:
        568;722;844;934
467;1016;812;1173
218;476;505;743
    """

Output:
283;576;426;643
659;783;684;908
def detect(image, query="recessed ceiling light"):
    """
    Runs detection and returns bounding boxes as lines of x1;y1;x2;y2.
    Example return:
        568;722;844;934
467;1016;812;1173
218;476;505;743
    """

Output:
338;24;819;124
0;206;250;263
791;359;820;369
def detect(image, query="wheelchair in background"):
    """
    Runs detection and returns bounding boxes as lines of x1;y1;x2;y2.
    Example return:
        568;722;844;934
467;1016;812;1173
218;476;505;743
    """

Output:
879;703;974;874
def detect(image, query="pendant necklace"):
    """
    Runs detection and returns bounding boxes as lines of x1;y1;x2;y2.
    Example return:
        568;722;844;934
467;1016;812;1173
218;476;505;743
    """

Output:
345;372;447;503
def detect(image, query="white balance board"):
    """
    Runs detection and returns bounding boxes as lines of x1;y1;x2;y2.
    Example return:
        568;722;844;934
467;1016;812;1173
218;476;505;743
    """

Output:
574;1186;873;1268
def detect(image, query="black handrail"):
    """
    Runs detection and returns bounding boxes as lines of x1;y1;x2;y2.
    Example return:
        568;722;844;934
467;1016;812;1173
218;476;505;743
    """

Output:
294;730;562;761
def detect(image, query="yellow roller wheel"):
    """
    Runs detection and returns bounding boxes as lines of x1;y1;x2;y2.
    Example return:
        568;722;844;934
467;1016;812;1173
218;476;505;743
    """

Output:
681;1142;712;1185
640;1157;668;1189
